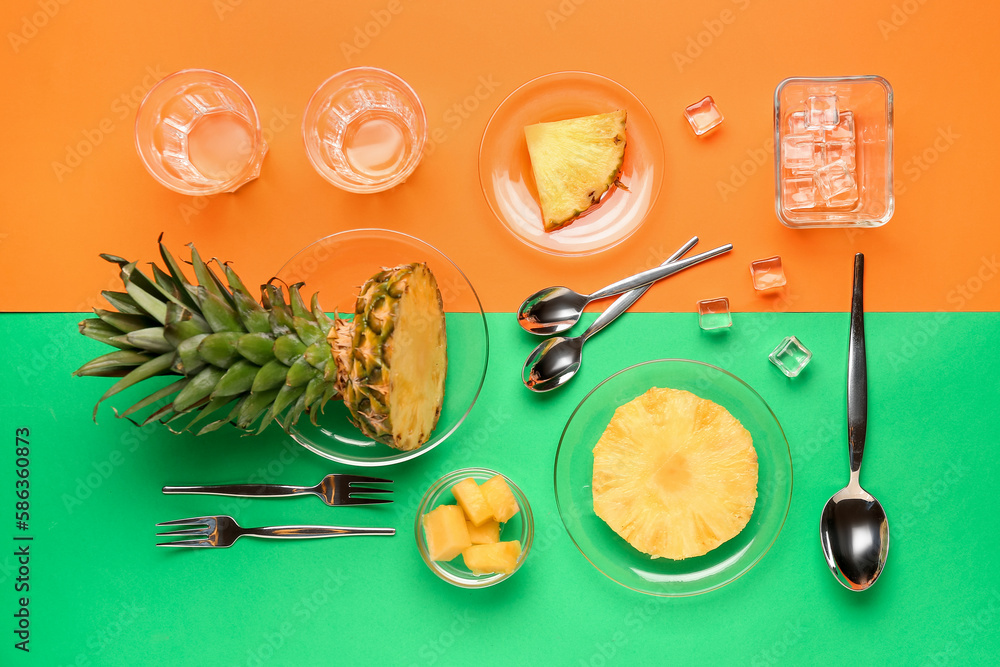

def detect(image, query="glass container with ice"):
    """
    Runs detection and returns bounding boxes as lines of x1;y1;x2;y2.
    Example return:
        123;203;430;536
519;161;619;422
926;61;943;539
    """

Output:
774;76;893;228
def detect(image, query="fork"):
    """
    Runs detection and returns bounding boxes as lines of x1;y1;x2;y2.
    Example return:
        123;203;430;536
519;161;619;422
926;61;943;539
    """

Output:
162;474;393;506
156;515;395;548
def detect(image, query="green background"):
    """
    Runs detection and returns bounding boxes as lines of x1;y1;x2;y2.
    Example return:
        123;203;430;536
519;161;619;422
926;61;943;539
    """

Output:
2;312;998;666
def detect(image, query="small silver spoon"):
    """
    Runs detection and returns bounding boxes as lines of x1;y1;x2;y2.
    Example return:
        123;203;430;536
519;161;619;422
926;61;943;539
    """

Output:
517;242;734;336
522;237;700;392
820;253;890;591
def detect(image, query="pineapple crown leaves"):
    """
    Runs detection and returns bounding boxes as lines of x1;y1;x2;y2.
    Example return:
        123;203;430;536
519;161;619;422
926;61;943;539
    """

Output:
74;238;338;436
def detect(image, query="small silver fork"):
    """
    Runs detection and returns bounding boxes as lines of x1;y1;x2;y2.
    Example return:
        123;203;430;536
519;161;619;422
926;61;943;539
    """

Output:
156;515;395;548
162;474;393;506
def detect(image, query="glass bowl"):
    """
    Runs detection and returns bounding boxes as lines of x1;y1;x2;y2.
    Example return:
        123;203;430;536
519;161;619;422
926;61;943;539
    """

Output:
554;359;792;596
275;229;489;466
415;468;534;588
774;75;894;228
479;71;664;257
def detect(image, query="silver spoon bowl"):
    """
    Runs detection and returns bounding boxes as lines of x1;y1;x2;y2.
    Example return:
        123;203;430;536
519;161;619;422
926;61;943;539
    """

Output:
522;237;700;392
819;253;889;591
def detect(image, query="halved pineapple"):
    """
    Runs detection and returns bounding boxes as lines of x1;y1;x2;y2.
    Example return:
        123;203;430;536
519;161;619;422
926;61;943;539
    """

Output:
524;110;627;232
592;387;758;560
332;263;447;451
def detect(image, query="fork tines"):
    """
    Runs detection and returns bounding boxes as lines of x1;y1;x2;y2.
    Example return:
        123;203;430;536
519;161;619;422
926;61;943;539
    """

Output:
340;475;393;506
155;516;215;548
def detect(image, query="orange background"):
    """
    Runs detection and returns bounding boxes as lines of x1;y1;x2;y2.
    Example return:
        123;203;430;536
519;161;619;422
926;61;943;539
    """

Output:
2;0;998;314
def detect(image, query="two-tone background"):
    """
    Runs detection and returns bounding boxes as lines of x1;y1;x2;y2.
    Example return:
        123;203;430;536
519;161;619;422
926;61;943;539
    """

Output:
2;1;998;664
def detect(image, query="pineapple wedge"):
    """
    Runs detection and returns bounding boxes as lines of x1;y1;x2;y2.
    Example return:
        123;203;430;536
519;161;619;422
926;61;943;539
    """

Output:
479;475;520;523
466;519;500;545
422;505;471;561
524;110;627;232
452;478;494;527
592;387;758;560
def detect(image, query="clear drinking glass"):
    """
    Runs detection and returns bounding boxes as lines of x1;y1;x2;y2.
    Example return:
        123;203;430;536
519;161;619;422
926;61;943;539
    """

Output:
134;69;267;195
302;67;427;193
774;76;893;228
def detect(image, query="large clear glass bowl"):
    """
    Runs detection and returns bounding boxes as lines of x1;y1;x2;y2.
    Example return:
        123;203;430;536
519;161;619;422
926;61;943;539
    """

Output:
554;359;792;596
275;229;488;466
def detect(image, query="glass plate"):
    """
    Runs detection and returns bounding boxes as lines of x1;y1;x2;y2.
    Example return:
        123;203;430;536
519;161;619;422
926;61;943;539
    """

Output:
554;360;792;596
275;229;489;466
478;71;664;257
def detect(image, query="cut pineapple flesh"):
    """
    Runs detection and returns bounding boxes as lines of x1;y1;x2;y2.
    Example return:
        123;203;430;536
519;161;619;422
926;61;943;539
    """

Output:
592;387;758;560
422;504;471;562
452;478;495;527
466;519;500;545
462;541;522;575
479;475;520;523
524;110;627;232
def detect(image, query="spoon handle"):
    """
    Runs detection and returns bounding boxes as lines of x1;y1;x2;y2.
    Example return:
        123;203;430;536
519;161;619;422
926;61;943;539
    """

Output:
848;253;867;477
587;243;734;301
582;236;699;342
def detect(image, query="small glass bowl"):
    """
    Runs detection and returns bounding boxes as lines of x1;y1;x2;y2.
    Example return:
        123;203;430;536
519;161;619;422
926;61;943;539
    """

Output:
275;229;489;467
774;75;893;228
415;468;534;589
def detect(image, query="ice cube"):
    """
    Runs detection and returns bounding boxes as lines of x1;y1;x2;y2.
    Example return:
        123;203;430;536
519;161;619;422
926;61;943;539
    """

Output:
781;134;820;172
788;111;823;141
815;159;856;200
697;297;732;331
825;179;859;208
806;95;839;130
684;96;724;136
782;176;817;211
749;256;787;291
768;336;812;377
822;141;856;169
828;110;855;141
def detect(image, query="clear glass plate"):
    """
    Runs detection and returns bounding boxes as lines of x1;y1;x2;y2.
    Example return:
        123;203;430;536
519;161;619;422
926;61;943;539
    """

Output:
479;71;664;257
554;360;792;596
275;229;489;466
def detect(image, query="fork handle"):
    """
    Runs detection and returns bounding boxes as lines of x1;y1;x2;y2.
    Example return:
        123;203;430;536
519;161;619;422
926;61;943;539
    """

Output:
162;483;314;499
243;526;395;539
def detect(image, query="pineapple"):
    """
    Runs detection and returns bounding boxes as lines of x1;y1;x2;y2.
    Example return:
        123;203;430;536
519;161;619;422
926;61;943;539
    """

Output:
524;110;627;232
592;387;758;560
331;263;447;451
73;239;447;450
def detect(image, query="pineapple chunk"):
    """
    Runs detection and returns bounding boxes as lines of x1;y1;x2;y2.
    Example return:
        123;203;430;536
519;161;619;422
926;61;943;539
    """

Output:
462;540;522;575
451;478;494;527
480;475;520;523
592;387;758;560
466;519;500;545
422;505;471;561
524;110;627;231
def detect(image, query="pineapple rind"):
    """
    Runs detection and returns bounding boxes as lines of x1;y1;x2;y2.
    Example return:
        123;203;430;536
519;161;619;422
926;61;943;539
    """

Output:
593;387;758;560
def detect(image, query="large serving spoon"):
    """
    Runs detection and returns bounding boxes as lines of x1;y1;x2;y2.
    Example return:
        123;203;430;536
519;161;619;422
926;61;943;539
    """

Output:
819;253;890;591
521;237;700;392
517;242;734;336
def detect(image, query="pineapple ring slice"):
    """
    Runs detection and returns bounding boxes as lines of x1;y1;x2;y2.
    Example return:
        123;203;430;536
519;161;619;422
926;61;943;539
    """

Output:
592;387;758;560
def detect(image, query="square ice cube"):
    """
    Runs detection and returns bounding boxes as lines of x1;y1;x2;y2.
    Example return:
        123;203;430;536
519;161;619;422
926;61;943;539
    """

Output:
828;110;855;141
806;95;839;130
815;159;856;200
825;180;859;208
822;141;856;169
782;176;817;211
788;111;823;141
769;336;812;377
781;134;820;172
684;96;724;136
749;256;787;291
697;297;732;330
